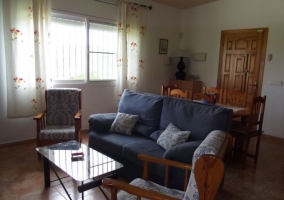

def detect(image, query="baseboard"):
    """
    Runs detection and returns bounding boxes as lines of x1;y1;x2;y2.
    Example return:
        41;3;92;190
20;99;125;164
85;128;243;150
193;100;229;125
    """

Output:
0;129;89;149
262;133;284;142
0;138;36;149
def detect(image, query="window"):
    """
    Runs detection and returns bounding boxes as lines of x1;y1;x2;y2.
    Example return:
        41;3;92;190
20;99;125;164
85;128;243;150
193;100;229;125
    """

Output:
89;22;117;80
51;14;117;82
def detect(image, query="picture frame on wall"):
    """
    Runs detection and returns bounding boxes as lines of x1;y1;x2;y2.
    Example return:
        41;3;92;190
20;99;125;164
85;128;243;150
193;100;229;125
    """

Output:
159;39;168;54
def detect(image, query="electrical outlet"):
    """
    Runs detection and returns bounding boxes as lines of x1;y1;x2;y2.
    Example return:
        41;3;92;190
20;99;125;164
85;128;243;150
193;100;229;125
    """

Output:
270;81;275;85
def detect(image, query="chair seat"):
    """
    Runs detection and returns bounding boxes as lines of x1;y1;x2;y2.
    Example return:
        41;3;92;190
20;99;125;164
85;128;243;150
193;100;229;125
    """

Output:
117;178;185;200
39;125;76;140
231;126;257;135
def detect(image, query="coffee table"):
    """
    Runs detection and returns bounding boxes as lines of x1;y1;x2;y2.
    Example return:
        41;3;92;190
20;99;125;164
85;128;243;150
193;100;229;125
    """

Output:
36;140;123;200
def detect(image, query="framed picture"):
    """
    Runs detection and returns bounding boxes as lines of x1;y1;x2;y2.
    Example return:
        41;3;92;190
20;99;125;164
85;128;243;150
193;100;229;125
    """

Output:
159;39;168;54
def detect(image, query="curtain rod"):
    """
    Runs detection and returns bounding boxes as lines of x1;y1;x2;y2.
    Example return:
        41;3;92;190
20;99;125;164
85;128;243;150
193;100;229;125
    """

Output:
133;3;152;10
93;0;152;10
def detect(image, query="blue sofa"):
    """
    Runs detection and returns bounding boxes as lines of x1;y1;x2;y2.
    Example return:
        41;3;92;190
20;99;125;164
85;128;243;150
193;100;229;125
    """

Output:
88;89;233;189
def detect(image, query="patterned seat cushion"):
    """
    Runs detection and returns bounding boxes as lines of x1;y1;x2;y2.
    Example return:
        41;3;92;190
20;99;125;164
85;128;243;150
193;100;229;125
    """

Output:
39;125;75;140
117;178;185;200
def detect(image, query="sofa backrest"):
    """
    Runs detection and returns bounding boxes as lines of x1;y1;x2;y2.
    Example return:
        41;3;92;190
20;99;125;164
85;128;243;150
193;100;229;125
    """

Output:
160;97;233;141
118;89;164;138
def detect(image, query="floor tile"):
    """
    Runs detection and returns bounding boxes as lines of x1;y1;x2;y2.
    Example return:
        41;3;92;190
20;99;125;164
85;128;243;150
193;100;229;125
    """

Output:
1;132;284;199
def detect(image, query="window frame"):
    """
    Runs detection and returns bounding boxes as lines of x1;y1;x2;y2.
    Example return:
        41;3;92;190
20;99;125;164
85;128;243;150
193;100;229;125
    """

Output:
51;10;117;84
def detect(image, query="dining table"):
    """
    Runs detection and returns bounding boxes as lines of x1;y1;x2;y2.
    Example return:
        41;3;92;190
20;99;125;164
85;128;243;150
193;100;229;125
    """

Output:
215;103;249;117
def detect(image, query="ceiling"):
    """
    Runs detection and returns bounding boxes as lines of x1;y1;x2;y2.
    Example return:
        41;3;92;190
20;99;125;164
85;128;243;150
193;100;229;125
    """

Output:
149;0;218;10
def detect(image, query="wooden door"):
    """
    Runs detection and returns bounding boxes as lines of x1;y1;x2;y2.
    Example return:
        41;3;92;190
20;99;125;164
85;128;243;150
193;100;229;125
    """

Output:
217;28;268;107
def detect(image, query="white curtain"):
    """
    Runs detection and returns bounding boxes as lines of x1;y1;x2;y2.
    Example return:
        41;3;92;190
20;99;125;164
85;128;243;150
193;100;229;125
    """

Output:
117;2;148;100
2;0;51;117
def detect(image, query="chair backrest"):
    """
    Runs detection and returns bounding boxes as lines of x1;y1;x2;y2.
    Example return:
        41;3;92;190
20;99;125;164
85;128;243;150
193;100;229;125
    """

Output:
161;84;178;96
203;86;219;94
192;93;215;104
221;89;247;107
247;95;266;131
46;88;81;126
168;88;189;99
203;86;220;103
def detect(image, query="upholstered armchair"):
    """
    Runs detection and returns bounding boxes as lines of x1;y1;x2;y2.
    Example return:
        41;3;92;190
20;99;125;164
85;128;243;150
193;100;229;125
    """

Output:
102;131;231;200
33;88;82;152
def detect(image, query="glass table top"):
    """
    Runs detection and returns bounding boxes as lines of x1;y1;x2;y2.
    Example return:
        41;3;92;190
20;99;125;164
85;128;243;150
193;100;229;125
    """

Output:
36;140;123;181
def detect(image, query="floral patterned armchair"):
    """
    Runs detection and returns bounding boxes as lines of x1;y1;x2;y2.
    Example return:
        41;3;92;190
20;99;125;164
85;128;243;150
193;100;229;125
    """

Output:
102;131;231;200
33;88;82;154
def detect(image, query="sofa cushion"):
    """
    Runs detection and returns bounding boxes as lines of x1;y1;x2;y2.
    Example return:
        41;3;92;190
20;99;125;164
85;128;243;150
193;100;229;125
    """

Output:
157;123;190;150
110;112;139;135
149;129;164;141
88;113;117;133
122;140;166;179
122;140;165;167
160;97;233;141
163;140;203;163
89;131;147;158
118;90;163;137
132;123;158;138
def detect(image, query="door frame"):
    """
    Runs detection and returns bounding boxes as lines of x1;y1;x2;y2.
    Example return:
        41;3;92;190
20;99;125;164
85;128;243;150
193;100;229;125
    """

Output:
217;28;268;96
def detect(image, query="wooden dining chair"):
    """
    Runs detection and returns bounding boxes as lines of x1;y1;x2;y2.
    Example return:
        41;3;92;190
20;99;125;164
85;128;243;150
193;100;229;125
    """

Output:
192;93;215;104
230;95;266;169
221;89;247;107
168;88;189;99
161;84;178;96
203;86;221;103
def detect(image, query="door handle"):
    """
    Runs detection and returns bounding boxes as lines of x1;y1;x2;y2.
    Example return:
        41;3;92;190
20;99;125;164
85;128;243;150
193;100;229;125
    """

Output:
242;69;248;76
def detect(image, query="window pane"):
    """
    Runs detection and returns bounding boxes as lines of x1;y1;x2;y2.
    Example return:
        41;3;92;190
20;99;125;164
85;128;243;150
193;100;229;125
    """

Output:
51;17;86;80
89;22;117;80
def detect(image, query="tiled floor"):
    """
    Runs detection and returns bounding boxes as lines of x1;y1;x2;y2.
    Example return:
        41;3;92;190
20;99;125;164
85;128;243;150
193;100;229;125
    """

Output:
1;132;284;200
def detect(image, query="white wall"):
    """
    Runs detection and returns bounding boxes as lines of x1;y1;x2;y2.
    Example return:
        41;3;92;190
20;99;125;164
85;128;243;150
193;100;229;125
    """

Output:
181;0;284;138
0;0;181;144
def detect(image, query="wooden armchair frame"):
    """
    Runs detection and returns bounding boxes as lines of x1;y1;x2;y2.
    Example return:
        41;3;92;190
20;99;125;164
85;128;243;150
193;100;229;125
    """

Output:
102;133;232;200
33;89;82;148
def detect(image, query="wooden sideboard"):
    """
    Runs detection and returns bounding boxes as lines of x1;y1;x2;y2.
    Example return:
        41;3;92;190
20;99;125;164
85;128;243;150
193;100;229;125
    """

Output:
169;79;202;98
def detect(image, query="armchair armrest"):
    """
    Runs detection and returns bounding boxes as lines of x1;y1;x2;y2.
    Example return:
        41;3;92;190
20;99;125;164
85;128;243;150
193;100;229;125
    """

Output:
75;109;82;142
75;109;81;119
138;154;192;191
102;178;179;200
88;113;117;133
33;110;46;137
33;110;46;120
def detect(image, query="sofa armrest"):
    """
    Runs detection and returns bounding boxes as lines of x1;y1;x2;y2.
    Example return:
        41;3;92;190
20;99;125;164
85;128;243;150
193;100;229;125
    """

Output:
88;113;117;133
163;140;203;164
